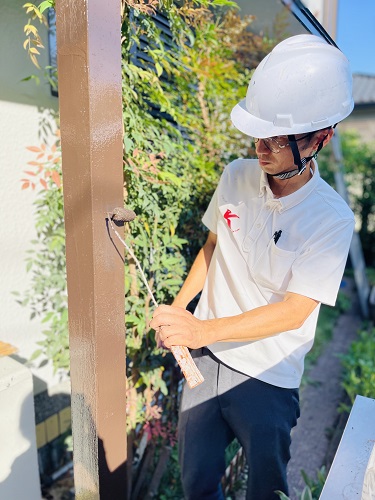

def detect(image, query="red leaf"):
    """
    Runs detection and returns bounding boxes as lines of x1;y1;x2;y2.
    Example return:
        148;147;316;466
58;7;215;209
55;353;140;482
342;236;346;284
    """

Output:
51;171;61;188
21;182;30;190
24;170;36;176
36;153;45;160
53;157;60;164
27;161;41;166
41;144;46;151
40;179;48;189
26;146;41;152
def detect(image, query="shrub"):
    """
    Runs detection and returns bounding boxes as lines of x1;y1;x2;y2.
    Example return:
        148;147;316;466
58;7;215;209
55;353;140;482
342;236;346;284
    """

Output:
340;326;375;412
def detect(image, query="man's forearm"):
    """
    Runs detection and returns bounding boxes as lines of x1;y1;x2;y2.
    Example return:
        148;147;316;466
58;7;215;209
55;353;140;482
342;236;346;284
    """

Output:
151;292;319;349
204;292;319;344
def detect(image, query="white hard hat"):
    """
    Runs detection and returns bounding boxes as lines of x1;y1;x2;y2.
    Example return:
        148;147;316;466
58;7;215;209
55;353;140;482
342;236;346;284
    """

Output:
231;34;354;138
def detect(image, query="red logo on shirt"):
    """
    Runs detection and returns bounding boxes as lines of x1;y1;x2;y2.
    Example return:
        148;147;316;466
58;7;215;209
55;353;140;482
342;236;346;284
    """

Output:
224;209;240;232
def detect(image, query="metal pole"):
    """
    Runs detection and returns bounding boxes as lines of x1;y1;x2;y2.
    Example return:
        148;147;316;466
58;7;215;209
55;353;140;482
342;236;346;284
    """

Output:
55;0;127;498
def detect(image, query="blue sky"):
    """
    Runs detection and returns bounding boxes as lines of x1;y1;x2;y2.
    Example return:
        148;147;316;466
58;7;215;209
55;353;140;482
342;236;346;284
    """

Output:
336;0;375;75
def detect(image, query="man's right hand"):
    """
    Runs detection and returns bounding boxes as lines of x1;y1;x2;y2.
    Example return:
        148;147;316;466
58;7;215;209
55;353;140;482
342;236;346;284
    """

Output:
150;305;211;350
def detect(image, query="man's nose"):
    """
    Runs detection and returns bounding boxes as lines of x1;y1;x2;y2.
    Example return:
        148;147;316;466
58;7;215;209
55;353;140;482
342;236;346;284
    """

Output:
255;139;269;154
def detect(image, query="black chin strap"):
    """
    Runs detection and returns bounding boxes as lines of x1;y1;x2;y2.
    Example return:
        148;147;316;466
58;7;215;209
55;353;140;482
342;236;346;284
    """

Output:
288;135;308;174
270;167;302;180
270;132;329;180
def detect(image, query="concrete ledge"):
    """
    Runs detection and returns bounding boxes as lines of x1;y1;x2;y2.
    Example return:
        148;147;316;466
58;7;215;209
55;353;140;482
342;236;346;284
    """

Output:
320;395;375;499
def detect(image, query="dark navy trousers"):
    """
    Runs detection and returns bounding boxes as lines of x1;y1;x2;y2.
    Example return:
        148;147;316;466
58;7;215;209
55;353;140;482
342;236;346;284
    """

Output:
178;348;300;500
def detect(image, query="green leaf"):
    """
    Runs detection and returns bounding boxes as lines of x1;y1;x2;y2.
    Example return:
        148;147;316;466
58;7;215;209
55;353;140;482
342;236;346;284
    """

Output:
155;62;163;77
300;486;313;500
158;171;183;187
38;0;52;14
30;349;43;361
275;492;290;500
211;0;238;6
123;136;133;152
20;74;40;85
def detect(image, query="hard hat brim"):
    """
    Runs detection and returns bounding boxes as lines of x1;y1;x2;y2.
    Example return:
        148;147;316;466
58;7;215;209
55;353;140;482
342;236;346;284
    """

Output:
230;98;279;138
231;98;295;139
230;98;354;139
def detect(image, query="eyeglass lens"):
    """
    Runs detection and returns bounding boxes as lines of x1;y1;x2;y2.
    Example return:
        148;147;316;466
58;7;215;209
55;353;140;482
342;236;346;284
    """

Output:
254;137;284;153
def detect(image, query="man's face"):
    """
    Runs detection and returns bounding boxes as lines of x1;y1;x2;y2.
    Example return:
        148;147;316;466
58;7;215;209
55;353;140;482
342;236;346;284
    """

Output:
254;133;317;175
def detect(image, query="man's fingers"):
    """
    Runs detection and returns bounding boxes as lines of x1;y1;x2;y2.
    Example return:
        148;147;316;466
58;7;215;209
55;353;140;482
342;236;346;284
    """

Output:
156;325;174;342
150;305;203;350
150;306;192;330
155;326;168;350
150;316;168;330
152;305;190;320
155;324;186;346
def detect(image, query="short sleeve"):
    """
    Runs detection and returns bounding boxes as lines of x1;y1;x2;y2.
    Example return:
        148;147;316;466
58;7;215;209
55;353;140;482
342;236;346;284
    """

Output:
287;218;354;306
202;187;219;234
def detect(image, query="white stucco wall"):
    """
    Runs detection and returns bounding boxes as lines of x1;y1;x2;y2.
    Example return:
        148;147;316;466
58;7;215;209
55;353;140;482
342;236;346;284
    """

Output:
0;0;64;392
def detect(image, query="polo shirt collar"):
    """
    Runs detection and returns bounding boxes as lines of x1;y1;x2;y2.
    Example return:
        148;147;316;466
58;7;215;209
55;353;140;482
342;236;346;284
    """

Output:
259;159;320;211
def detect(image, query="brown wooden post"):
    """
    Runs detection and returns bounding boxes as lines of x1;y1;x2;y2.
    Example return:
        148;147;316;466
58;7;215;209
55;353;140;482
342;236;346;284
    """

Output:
55;1;127;498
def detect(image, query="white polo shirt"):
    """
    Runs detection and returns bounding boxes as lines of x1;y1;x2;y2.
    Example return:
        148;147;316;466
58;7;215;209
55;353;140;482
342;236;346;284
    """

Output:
194;158;354;388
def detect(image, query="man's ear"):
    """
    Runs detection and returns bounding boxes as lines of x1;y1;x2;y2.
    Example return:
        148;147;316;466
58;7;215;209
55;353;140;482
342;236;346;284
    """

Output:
311;127;334;152
322;127;335;146
317;127;334;148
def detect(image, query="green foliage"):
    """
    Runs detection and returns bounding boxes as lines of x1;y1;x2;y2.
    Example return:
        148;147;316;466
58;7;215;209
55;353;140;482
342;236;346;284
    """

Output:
339;326;375;412
341;131;375;267
225;438;241;466
158;443;183;499
22;1;54;69
299;467;327;498
319;130;375;267
22;1;58;92
17;137;68;371
276;466;327;500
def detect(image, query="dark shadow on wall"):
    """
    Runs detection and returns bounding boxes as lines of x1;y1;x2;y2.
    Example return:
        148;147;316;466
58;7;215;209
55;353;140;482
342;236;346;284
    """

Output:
0;374;41;499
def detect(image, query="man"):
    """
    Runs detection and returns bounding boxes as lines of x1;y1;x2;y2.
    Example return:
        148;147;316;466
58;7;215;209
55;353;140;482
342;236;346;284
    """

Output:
150;34;355;499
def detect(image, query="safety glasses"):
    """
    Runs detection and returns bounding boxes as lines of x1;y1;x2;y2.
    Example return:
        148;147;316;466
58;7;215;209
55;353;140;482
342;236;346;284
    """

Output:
254;133;313;154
